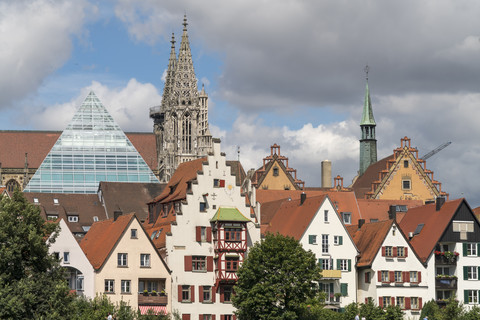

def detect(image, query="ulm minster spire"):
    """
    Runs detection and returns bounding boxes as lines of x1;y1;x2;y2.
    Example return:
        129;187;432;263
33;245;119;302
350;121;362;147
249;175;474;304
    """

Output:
150;15;213;183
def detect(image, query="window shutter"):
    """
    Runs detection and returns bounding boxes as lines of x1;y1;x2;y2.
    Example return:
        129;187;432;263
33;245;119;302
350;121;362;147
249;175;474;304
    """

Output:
336;259;341;270
212;287;216;302
219;180;225;187
464;266;469;280
339;236;343;245
318;258;323;266
378;271;382;282
329;283;334;295
220;286;224;303
404;247;408;257
463;243;468;256
405;297;411;310
348;259;352;272
196;226;202;242
206;227;212;242
309;235;314;244
199;316;203;320
393;247;398;257
418;271;422;283
389;271;395;283
341;283;348;296
190;285;195;302
379;297;383;307
199;286;203;303
382;246;386;256
419;297;422;309
365;298;369;304
185;256;192;272
233;316;237;320
212;316;215;320
178;285;182;302
464;290;469;303
207;256;214;272
391;297;395;306
365;272;369;283
477;243;480;256
404;271;410;282
182;315;190;320
220;316;225;320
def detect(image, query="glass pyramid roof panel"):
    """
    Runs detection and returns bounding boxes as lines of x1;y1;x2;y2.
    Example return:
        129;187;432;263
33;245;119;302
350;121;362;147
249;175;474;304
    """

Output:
24;91;159;193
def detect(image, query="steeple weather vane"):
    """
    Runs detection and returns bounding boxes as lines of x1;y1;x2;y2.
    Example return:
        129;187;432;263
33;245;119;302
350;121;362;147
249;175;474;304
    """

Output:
364;64;370;82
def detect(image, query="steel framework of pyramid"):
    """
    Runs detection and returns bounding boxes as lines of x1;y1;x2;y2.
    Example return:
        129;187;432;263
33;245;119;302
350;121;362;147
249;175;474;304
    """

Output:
24;91;159;194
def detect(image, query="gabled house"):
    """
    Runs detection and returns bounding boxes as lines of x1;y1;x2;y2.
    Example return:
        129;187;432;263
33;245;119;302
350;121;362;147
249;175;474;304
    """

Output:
400;198;480;309
347;219;430;319
81;213;171;315
265;194;358;309
145;139;261;320
50;219;94;298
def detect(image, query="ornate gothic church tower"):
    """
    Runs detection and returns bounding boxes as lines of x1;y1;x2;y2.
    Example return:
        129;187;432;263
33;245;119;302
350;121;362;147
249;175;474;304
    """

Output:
359;71;377;176
150;16;213;182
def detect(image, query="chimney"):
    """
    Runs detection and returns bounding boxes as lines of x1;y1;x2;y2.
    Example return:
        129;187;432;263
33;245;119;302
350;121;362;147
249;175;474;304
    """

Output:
389;205;397;220
300;192;306;205
321;160;332;188
436;197;445;211
114;210;123;221
408;232;414;240
358;219;365;229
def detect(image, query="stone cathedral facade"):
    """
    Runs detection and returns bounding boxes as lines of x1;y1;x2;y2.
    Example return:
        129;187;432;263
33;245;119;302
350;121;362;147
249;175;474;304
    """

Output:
150;16;213;183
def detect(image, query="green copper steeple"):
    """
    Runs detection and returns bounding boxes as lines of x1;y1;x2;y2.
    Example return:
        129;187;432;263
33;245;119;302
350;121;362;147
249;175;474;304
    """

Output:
359;67;377;176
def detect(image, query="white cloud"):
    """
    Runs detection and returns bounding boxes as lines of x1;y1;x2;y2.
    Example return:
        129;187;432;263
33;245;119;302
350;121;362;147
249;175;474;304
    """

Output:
0;0;94;107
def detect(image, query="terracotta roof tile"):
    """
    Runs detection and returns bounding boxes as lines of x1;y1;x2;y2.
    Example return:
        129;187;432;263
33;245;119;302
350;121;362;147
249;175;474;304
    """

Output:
80;213;135;270
357;199;423;223
399;198;463;263
351;155;394;199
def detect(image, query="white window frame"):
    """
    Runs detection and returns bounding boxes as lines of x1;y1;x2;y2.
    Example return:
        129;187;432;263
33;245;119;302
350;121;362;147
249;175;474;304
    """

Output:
467;243;477;256
322;234;329;253
131;229;137;239
140;254;150;267
467;266;478;280
118;253;128;267
105;279;115;293
468;290;479;304
63;252;70;264
324;210;329;222
334;236;340;245
340;259;348;271
68;215;78;223
322;258;332;270
342;212;351;224
121;280;131;294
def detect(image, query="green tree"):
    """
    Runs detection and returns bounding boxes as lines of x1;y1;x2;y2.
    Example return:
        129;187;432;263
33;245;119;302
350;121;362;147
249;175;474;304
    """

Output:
420;299;442;320
0;191;73;319
233;233;322;320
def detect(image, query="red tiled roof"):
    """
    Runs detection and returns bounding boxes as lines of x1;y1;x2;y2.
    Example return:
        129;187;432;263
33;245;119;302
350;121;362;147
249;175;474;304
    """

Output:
80;213;135;270
357;199;423;223
351;155;394;199
347;220;393;267
399;198;463;263
0;130;157;171
265;195;328;240
473;207;480;222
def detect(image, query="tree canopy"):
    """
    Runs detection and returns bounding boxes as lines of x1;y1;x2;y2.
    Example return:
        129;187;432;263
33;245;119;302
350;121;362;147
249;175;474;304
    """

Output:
233;233;322;320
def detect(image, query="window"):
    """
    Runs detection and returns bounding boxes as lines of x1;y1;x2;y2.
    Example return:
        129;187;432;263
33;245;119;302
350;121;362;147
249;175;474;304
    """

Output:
410;271;418;283
76;276;84;291
309;235;317;245
322;234;329;253
200;202;207;212
203;286;212;302
131;229;137;238
223;286;233;302
214;179;220;187
402;180;411;190
339;259;349;271
365;271;371;283
396;297;405;309
118;253;128;267
47;215;58;220
139;280;159;293
404;160;409;168
182;285;191;302
411;297;419;309
53;198;59;204
381;271;389;282
273;167;279;176
68;215;79;222
192;256;207;271
226;257;239;272
121;280;131;293
93;216;99;222
397;246;406;257
201;227;207;242
466;266;478;280
321;258;332;270
342;212;352;225
105;280;115;293
395;271;403;282
324;210;329;222
223;316;233;320
382;296;391;307
334;236;343;245
466;243;478;256
385;246;393;257
225;228;242;242
140;254;150;267
467;290;479;304
33;198;39;204
53;252;60;260
175;202;181;214
63;252;70;263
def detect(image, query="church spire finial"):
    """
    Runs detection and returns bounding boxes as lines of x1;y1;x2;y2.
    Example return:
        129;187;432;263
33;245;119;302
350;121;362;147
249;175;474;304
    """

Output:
359;65;377;176
364;64;370;82
183;14;188;32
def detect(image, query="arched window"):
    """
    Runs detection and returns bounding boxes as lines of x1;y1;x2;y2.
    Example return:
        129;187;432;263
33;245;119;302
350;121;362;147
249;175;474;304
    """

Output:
182;113;192;153
6;179;20;192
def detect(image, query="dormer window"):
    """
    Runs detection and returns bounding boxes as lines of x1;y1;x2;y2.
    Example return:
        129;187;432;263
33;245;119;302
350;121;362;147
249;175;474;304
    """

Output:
93;216;99;222
53;198;59;205
33;198;39;204
68;215;79;223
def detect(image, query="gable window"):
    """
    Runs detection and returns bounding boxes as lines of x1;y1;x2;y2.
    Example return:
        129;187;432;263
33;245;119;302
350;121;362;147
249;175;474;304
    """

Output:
334;236;343;245
68;215;79;223
131;229;137;239
397;246;406;258
140;254;150;267
342;212;351;225
182;285;191;302
192;256;207;271
273;167;279;176
395;271;403;283
226;257;239;272
402;179;411;190
105;279;115;293
322;234;329;253
175;202;182;214
308;235;317;245
404;160;409;168
385;246;393;257
121;280;131;293
465;266;478;280
324;210;329;222
202;286;212;302
118;253;128;267
63;252;70;264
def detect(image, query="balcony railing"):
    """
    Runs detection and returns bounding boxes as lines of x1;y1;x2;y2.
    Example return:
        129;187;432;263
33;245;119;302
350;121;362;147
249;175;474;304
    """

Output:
138;293;168;305
435;278;457;289
434;252;459;265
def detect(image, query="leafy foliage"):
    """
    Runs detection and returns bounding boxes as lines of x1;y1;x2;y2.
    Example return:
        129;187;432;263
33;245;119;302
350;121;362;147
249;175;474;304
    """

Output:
233;233;322;320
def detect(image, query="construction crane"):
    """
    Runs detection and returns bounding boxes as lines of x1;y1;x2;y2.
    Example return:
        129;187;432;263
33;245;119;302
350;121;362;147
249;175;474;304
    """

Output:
421;142;452;160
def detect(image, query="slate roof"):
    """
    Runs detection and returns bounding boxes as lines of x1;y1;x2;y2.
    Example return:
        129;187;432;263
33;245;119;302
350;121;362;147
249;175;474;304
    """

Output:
399;198;463;263
357;199;423;223
80;213;135;270
23;192;106;235
351;155;393;199
0;130;157;171
226;160;246;187
98;182;166;222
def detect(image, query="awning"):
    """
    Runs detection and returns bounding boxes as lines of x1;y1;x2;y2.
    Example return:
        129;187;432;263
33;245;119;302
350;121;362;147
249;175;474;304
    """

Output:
138;306;167;315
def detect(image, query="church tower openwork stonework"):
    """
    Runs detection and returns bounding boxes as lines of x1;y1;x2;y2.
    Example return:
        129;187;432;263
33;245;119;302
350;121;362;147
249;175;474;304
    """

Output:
359;68;377;176
150;16;213;183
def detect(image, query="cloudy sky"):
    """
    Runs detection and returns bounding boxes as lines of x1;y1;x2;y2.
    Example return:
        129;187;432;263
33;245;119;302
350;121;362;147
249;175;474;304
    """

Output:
1;0;479;206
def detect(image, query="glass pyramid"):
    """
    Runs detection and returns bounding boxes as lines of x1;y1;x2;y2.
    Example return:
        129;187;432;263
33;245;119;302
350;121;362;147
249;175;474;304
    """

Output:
24;91;159;194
